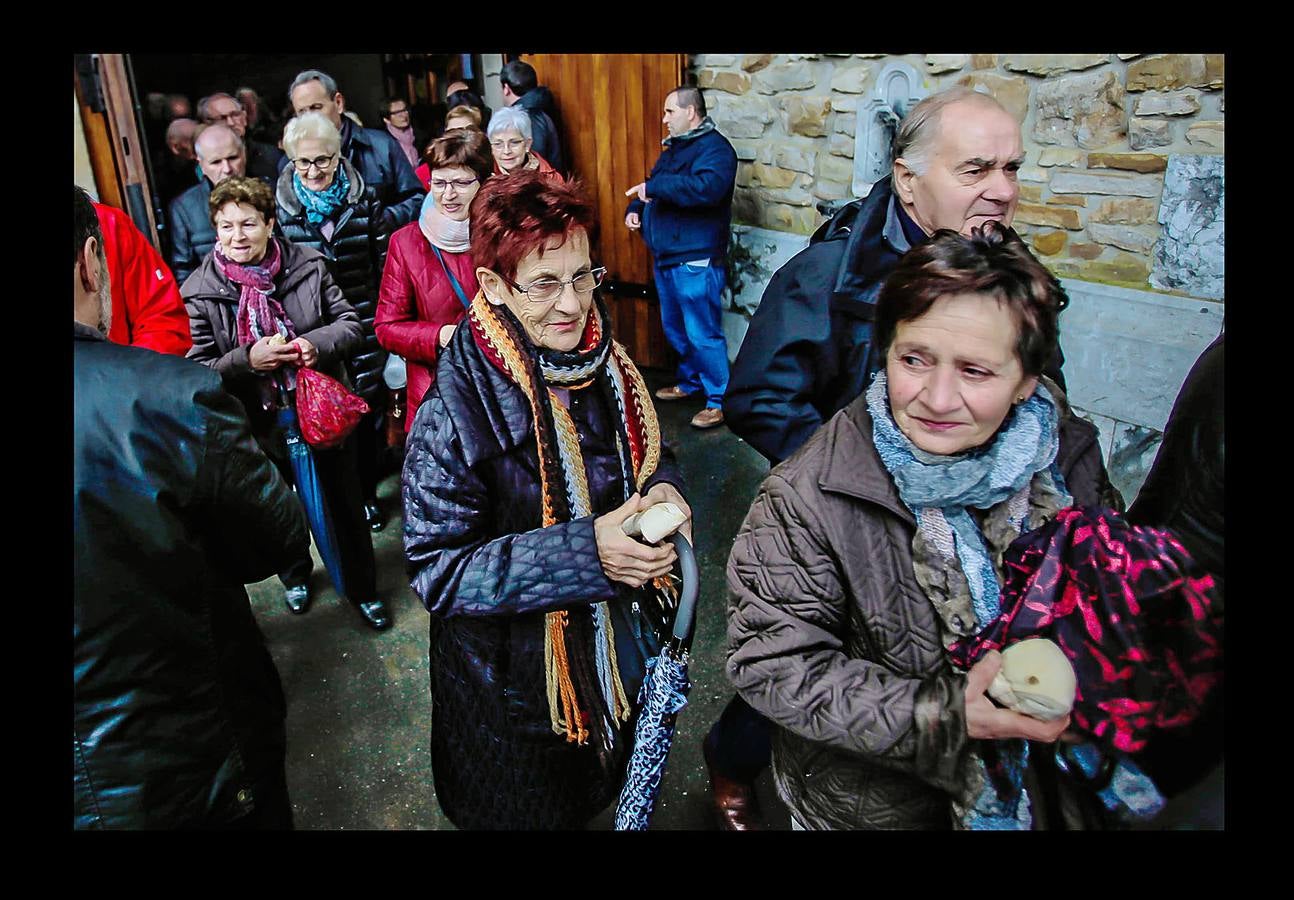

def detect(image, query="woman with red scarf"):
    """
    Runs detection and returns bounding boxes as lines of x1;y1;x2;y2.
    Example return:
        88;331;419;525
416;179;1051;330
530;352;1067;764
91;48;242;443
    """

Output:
182;176;391;631
402;171;693;829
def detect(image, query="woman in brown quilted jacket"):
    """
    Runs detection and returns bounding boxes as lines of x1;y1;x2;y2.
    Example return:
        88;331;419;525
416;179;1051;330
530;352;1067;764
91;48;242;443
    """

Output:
726;223;1121;830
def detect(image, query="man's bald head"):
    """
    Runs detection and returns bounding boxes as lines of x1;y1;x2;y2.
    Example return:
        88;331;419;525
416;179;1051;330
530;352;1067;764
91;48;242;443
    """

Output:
194;123;247;185
892;87;1015;177
166;118;199;160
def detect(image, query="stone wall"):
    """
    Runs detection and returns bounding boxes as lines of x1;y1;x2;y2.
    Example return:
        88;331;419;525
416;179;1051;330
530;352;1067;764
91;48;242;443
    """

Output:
693;53;1225;299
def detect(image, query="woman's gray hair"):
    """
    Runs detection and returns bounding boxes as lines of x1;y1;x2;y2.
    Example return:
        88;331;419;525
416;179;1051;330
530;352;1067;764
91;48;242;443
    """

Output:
486;106;532;142
893;85;1005;176
282;112;341;160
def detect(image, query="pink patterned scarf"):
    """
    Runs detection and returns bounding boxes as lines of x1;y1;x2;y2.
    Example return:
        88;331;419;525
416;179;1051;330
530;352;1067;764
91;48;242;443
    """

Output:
213;237;295;346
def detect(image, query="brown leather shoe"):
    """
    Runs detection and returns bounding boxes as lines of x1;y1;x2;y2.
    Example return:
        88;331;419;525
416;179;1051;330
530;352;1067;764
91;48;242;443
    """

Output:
690;407;725;430
655;384;698;401
703;737;762;831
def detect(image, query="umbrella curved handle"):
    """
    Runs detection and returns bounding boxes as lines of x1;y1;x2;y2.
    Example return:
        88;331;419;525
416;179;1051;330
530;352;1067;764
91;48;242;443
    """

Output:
667;532;700;647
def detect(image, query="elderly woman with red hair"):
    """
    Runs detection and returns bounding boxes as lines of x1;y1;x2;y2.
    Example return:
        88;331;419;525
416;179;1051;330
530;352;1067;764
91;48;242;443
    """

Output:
402;170;693;830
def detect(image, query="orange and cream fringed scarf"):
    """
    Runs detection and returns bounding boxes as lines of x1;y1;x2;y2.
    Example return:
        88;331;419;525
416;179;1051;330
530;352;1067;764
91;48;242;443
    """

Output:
467;290;670;748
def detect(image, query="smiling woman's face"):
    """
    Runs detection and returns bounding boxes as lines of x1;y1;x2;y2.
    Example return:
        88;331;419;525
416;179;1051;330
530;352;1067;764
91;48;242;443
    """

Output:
214;201;273;265
885;291;1037;455
487;228;594;352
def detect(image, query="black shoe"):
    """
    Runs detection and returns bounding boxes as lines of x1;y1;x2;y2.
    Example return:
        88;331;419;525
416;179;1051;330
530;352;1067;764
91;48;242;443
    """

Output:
357;599;392;631
364;503;385;532
283;584;311;615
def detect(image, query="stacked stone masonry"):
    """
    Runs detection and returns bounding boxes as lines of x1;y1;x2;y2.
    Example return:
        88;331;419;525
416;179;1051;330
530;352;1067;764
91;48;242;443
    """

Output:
692;52;1224;299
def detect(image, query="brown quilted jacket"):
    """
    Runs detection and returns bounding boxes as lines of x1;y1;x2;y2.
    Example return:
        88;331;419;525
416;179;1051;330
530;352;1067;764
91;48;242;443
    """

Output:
726;390;1119;830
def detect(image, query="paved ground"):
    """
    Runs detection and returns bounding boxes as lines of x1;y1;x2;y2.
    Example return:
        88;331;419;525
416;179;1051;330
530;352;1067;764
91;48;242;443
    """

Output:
246;369;791;830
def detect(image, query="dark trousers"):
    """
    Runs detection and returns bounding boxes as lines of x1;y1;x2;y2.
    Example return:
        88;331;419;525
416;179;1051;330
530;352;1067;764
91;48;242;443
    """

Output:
273;433;377;604
354;406;385;504
706;693;772;783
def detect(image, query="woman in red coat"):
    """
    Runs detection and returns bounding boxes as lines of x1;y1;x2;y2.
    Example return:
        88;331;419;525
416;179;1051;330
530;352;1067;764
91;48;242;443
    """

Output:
375;129;494;429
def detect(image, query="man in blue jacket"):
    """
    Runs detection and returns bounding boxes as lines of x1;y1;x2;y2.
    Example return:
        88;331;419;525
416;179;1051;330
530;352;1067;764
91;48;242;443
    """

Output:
625;85;737;430
287;69;425;230
167;123;259;284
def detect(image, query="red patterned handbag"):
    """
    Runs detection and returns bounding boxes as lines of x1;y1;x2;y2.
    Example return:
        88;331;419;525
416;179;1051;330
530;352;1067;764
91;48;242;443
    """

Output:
295;366;370;449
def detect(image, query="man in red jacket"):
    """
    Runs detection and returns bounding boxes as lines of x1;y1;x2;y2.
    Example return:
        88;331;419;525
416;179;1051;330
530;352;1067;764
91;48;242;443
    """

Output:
94;202;192;355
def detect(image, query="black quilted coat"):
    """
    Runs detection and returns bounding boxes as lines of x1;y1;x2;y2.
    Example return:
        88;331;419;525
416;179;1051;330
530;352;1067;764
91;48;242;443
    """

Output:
74;323;309;828
402;322;686;829
727;389;1121;830
275;160;389;405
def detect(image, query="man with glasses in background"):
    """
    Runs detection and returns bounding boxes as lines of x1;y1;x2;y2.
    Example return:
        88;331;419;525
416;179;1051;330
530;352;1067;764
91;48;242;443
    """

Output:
197;92;283;181
287;69;425;230
624;84;737;430
381;97;425;170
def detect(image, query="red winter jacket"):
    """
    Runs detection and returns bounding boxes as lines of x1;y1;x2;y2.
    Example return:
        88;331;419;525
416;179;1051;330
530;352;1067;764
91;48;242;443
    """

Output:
95;203;192;356
374;222;478;430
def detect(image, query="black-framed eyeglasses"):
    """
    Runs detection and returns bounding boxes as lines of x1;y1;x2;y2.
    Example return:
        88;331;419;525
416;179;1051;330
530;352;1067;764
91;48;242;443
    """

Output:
429;177;479;192
292;154;338;172
506;267;607;303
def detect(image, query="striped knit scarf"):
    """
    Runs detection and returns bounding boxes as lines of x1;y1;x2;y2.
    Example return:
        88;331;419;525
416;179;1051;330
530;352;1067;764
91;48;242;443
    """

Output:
467;290;670;751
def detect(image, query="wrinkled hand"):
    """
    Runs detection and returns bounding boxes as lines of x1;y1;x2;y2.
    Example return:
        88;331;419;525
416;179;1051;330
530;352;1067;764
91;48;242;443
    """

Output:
964;651;1071;742
595;493;678;588
625;182;650;204
292;336;318;368
438;323;457;348
248;335;301;372
640;482;693;545
624;211;641;231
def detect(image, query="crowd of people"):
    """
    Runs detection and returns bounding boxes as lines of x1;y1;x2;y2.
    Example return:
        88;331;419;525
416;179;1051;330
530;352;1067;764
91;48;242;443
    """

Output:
74;63;1224;831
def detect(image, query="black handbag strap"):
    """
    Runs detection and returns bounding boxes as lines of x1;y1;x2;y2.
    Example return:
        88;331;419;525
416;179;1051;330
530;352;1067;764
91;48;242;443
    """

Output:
432;245;473;312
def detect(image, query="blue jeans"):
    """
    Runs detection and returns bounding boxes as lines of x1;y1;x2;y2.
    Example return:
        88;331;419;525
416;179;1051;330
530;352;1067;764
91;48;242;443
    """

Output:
653;260;729;407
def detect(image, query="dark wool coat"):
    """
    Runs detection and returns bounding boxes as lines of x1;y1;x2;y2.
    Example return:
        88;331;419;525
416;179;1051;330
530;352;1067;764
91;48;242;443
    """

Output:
726;392;1120;830
402;323;685;829
275;160;390;405
74;323;309;828
181;239;362;464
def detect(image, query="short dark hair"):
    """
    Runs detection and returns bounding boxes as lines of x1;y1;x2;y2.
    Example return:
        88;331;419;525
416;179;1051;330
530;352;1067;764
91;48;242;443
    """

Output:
876;222;1069;377
446;89;486;113
425;128;495;185
470;169;598;283
380;96;408;118
209;176;276;226
74;185;102;267
669;84;706;118
500;60;537;96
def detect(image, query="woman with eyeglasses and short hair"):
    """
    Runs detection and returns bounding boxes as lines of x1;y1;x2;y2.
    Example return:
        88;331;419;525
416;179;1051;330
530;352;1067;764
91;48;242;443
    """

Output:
375;129;494;433
275;112;392;534
486;106;563;182
402;170;693;829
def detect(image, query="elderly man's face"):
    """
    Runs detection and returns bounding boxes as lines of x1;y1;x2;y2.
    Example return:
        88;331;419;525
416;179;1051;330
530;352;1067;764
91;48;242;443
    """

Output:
895;100;1024;237
662;92;697;138
197;130;247;185
292;80;344;130
204;95;248;139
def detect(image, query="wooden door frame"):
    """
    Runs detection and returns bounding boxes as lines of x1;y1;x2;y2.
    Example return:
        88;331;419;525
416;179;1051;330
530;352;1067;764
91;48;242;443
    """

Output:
74;54;162;248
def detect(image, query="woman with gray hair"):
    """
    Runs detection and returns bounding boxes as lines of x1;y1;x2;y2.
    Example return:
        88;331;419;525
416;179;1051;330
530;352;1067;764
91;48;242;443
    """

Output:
486;105;562;181
276;111;394;536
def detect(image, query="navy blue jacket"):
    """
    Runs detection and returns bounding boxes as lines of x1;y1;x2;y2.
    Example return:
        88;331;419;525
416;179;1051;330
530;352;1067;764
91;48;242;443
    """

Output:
626;121;737;269
515;86;564;173
402;320;684;827
74;323;308;828
280;118;425;231
724;176;1066;464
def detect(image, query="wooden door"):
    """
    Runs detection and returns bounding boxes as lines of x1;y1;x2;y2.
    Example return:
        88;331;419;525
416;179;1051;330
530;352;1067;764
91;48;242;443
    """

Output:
524;53;683;370
74;54;162;247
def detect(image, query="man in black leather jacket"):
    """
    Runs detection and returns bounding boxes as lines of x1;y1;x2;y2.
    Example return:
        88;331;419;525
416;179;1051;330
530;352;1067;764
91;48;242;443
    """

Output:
74;185;310;829
712;86;1066;829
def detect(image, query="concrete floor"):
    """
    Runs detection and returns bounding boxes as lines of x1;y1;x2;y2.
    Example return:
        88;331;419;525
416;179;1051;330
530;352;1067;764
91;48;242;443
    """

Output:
246;369;791;830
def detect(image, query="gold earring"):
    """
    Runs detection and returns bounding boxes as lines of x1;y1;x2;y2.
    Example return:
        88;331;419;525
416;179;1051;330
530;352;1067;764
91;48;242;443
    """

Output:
1015;395;1025;404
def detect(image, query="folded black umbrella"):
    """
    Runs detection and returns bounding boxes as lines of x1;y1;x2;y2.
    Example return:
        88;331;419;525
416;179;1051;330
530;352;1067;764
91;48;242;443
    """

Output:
948;506;1223;757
